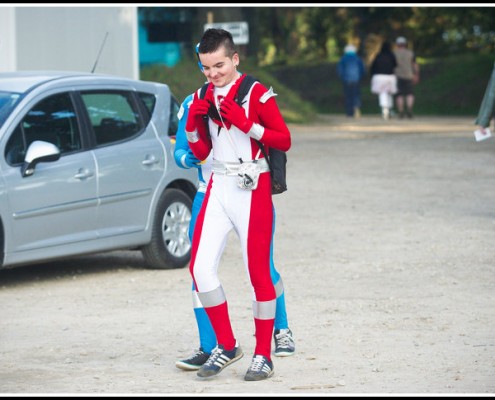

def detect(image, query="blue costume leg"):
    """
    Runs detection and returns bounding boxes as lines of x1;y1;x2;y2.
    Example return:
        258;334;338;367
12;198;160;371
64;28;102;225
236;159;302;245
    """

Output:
270;207;289;330
189;191;216;353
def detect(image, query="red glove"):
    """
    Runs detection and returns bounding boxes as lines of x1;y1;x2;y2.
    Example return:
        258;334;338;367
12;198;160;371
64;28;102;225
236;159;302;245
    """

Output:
219;97;254;133
186;98;210;132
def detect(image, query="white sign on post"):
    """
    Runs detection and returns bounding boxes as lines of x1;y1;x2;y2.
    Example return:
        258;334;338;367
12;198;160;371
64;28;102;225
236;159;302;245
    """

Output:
204;21;249;45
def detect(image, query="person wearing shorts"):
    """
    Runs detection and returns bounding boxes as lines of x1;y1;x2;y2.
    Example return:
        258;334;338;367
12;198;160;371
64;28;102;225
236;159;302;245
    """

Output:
394;36;420;119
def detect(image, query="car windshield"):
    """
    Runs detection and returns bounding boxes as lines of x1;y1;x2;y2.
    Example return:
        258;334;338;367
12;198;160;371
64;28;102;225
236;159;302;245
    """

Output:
0;91;23;128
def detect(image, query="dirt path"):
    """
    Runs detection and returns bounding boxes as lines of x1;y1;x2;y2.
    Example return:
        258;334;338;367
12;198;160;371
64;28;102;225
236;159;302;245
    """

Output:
1;115;494;395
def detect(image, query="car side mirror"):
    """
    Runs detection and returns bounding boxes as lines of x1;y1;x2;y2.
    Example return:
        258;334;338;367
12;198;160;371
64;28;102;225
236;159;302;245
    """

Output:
21;140;61;177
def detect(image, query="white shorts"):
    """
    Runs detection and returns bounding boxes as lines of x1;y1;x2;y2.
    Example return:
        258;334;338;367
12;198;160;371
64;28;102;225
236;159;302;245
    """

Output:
371;74;398;95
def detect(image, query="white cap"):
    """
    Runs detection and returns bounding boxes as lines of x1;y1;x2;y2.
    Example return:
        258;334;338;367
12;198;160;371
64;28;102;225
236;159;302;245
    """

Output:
396;36;407;45
344;44;356;53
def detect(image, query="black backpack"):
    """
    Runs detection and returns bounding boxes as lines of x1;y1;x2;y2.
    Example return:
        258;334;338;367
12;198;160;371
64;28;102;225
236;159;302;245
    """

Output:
199;75;287;195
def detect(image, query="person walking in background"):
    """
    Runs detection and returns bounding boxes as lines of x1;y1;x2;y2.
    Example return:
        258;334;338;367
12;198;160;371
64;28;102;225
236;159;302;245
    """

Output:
337;44;366;118
475;60;495;135
394;36;420;119
173;91;295;372
370;41;398;120
184;28;291;381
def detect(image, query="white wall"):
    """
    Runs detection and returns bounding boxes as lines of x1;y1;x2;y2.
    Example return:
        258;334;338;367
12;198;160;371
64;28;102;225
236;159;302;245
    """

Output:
0;7;17;71
1;6;138;79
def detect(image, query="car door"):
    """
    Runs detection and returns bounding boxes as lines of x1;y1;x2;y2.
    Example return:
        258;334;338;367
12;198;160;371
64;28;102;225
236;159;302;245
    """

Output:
79;89;165;239
1;91;98;263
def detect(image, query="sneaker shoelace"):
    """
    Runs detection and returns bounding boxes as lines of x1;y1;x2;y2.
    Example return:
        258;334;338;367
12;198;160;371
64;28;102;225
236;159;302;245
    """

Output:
192;349;206;358
276;331;292;347
203;346;223;367
249;355;265;372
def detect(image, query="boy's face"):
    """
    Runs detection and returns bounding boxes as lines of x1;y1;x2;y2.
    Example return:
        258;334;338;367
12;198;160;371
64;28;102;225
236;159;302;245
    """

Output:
199;46;239;88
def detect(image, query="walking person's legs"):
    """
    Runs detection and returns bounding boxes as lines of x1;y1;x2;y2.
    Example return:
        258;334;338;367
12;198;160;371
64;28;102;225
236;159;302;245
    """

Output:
190;185;243;378
379;92;391;120
406;93;415;118
175;191;217;371
396;94;405;118
351;83;361;118
343;83;354;117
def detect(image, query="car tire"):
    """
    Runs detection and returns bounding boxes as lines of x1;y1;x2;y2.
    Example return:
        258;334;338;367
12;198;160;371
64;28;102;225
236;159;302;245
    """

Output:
141;188;192;269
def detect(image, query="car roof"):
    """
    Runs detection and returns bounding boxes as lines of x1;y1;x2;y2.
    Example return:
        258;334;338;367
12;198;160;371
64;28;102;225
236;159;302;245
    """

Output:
0;71;163;94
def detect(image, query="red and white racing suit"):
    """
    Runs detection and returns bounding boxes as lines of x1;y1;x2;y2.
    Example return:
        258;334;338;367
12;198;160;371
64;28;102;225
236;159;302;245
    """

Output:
186;74;291;360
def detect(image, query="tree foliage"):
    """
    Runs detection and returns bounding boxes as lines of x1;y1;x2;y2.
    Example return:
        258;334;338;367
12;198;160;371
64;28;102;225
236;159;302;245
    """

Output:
257;6;495;64
140;6;495;65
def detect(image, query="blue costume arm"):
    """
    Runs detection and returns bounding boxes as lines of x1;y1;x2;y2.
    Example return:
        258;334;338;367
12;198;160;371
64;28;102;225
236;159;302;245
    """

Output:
174;94;201;169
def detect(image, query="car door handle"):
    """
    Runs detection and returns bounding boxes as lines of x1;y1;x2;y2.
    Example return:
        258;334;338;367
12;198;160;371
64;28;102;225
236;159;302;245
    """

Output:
74;168;94;180
142;155;159;165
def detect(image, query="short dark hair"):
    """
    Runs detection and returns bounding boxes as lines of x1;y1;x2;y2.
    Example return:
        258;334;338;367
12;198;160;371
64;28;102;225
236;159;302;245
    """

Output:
198;28;237;57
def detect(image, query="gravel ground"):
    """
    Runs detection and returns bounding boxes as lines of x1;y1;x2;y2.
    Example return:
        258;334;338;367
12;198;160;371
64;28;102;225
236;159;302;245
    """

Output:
0;115;494;396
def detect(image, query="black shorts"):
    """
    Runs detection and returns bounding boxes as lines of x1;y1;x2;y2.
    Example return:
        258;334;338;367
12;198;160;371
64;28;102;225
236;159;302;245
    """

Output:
396;78;414;95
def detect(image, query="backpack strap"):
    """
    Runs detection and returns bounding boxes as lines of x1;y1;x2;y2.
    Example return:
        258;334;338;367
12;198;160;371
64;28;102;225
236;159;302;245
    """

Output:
198;75;258;137
199;82;210;100
235;74;258;106
235;75;269;162
198;82;214;135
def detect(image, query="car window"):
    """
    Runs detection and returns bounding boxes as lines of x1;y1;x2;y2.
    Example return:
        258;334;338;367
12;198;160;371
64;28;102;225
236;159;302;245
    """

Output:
4;92;81;165
137;91;178;137
137;92;155;123
168;96;179;137
0;91;23;128
81;91;142;146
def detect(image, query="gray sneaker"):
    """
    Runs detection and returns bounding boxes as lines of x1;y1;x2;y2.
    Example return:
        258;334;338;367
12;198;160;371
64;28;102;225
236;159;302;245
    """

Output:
175;348;210;371
244;354;274;381
197;342;243;378
274;328;295;357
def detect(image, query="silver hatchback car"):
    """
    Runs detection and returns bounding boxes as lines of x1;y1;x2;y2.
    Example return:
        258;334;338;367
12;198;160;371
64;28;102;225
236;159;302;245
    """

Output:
0;71;198;270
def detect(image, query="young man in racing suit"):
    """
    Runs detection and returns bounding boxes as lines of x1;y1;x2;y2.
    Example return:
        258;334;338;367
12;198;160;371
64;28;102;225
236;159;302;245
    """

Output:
174;89;295;371
184;28;291;381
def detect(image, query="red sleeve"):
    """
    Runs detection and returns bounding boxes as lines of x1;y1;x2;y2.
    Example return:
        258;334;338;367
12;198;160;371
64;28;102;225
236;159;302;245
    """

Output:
249;83;291;152
187;91;212;160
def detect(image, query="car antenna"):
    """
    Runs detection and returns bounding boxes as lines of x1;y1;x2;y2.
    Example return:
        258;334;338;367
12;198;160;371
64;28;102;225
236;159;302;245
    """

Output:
91;31;109;73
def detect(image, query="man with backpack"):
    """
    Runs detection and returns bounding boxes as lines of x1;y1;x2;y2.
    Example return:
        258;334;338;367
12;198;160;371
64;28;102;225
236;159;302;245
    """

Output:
173;90;295;373
183;28;291;381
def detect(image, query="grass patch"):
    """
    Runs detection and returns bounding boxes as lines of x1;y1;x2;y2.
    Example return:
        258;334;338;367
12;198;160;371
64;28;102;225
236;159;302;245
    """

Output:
140;52;494;122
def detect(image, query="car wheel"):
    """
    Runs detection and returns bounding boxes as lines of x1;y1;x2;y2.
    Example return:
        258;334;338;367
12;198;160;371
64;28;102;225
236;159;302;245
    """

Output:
141;188;192;269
